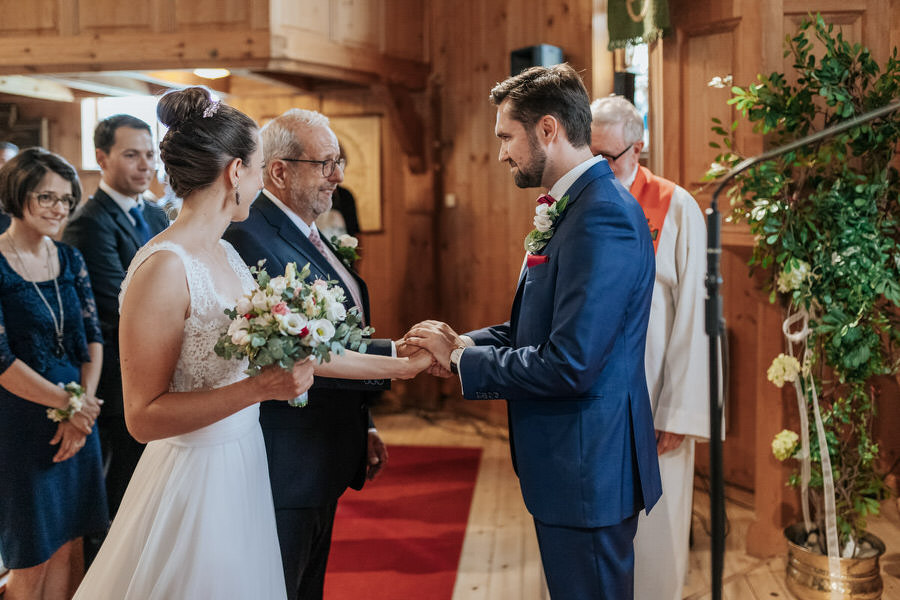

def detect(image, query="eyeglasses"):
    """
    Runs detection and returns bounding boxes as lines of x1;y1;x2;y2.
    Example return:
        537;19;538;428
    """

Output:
598;143;634;163
280;157;346;177
32;191;77;211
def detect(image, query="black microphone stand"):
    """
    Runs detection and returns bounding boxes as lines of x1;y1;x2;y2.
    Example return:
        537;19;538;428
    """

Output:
705;99;900;600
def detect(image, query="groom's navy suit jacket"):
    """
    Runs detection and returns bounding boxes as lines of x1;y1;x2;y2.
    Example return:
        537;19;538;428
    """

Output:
460;160;662;529
223;194;391;509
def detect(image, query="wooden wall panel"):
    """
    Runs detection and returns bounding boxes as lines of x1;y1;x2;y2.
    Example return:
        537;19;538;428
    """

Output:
175;0;252;29
0;0;58;35
429;0;594;423
333;0;382;49
683;28;736;189
79;1;152;32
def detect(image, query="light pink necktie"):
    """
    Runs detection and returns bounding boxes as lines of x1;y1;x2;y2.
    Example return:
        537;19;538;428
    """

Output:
308;228;366;322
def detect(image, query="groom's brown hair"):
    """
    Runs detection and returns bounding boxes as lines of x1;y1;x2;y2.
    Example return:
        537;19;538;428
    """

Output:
489;63;592;148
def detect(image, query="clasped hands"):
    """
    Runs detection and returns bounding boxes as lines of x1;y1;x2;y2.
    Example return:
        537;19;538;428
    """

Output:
52;393;103;463
397;320;466;379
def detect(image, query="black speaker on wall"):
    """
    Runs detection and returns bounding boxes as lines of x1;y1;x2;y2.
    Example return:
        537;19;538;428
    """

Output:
613;72;636;104
510;44;564;76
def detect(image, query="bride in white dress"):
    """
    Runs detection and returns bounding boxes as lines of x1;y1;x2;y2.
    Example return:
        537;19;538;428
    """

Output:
74;88;429;600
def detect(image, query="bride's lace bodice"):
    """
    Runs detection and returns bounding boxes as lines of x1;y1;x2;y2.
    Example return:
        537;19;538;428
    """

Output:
120;239;255;394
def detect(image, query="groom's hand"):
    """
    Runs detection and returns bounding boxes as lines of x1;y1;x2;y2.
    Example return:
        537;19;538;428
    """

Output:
403;320;465;371
367;430;388;480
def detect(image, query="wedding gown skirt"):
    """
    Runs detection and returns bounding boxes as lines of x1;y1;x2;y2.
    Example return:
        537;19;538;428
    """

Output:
74;240;287;599
74;407;286;599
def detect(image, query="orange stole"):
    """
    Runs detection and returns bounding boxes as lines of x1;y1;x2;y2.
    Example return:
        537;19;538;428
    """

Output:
629;165;675;254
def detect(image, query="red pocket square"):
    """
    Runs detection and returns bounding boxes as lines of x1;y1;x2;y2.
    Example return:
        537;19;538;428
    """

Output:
526;253;549;268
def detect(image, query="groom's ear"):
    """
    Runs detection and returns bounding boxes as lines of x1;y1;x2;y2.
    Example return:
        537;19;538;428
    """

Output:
536;114;560;145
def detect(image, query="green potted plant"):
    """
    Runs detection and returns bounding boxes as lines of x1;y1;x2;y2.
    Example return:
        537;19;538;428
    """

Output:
706;14;900;597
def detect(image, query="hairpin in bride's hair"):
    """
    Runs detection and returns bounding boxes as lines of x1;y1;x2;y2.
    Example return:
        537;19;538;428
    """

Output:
202;101;220;118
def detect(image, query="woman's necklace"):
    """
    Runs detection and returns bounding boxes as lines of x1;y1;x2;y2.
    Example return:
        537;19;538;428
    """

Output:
8;234;66;357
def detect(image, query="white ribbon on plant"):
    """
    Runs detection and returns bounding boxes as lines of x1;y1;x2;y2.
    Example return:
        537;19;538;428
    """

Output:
783;308;841;596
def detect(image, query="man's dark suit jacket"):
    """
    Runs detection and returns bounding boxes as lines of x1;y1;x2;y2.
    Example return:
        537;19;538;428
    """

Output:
460;160;663;529
62;189;169;417
223;193;390;508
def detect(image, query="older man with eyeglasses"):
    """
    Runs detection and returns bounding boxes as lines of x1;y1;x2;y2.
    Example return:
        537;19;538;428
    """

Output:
223;108;401;600
590;95;711;600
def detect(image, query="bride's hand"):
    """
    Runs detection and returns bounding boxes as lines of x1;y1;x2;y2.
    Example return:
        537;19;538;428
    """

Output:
255;360;315;401
394;348;434;380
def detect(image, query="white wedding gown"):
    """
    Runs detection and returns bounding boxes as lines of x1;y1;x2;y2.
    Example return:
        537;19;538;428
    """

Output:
74;240;287;600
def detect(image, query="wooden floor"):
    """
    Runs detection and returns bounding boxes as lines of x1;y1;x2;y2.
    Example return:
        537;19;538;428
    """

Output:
375;409;900;600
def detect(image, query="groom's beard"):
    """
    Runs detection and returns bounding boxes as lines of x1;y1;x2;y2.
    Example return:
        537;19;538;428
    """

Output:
512;132;547;189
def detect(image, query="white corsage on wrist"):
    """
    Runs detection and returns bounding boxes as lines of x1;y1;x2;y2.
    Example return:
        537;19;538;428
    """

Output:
46;382;85;423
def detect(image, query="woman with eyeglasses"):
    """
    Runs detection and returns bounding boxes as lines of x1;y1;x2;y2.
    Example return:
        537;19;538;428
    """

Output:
0;148;108;600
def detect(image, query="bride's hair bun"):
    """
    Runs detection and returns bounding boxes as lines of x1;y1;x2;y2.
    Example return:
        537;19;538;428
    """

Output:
156;86;258;198
156;86;215;130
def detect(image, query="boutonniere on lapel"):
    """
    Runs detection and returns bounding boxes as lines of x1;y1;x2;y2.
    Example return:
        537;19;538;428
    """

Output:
524;193;569;266
329;234;360;268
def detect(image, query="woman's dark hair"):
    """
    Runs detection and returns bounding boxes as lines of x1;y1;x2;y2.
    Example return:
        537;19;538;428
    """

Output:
0;147;81;218
489;63;592;148
157;86;258;198
93;114;152;154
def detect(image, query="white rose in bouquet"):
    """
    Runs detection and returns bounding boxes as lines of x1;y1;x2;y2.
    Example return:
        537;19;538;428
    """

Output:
325;299;347;322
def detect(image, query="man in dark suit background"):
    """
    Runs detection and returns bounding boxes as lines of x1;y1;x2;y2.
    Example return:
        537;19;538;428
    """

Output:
223;108;395;600
62;115;168;557
406;64;662;599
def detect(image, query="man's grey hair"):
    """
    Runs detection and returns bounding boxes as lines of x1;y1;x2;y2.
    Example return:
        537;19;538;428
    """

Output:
260;109;330;180
590;96;643;146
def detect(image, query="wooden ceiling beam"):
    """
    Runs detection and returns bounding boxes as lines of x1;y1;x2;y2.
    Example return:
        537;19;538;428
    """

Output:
0;76;74;102
373;82;426;174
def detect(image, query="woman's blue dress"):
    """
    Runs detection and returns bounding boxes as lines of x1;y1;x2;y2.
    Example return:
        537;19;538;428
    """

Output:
0;240;109;568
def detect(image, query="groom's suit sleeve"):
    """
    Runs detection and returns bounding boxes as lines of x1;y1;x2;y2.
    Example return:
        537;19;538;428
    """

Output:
459;193;645;399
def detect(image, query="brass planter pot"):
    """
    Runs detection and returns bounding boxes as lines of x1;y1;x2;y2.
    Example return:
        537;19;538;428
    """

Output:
784;523;886;599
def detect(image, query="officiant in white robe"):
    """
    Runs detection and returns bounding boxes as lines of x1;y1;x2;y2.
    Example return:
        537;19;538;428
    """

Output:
591;96;711;600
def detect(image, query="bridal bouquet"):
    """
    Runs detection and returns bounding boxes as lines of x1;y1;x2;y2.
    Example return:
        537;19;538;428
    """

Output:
214;261;374;406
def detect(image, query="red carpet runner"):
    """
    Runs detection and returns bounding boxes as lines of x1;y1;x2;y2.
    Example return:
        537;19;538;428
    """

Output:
323;445;483;599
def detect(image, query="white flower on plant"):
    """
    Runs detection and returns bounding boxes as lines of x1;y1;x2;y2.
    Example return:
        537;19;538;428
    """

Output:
776;259;811;293
310;319;335;344
708;161;728;177
767;353;802;388
325;300;347;322
771;429;799;461
533;204;552;232
337;234;358;249
707;74;733;88
275;312;308;336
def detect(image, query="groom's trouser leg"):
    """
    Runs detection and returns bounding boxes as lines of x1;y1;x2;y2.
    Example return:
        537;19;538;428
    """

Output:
275;502;337;600
533;513;639;600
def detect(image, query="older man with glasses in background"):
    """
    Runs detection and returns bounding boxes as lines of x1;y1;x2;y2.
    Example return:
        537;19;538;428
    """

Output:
590;95;711;600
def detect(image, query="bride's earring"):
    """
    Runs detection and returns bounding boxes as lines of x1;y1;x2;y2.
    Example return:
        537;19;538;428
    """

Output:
233;182;241;205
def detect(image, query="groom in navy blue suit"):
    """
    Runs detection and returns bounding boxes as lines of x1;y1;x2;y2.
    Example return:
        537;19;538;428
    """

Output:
223;109;394;600
407;64;662;599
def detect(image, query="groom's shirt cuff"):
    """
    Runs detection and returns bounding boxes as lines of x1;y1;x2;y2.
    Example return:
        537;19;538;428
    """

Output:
454;337;475;392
